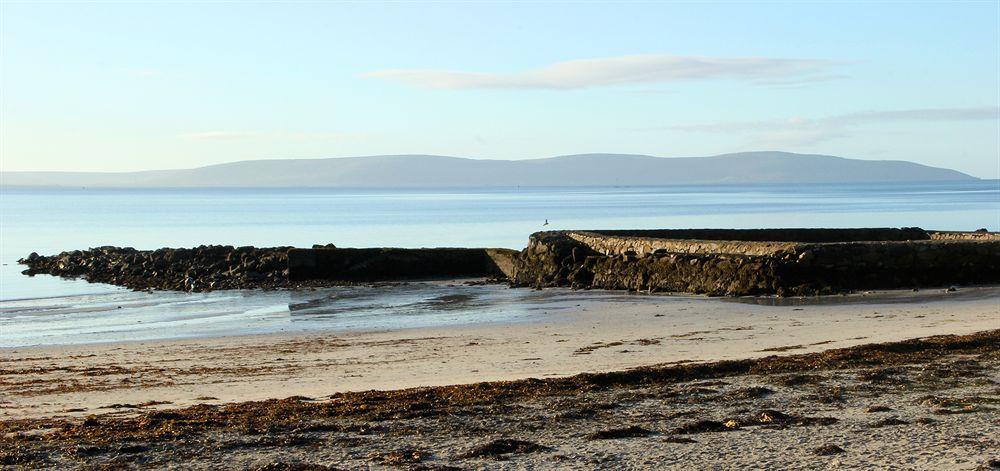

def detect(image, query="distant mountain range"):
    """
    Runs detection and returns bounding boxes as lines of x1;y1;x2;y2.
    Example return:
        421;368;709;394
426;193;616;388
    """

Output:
0;152;977;188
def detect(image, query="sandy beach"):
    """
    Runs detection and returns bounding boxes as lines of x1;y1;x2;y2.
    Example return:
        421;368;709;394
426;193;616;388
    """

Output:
3;286;997;421
1;286;999;469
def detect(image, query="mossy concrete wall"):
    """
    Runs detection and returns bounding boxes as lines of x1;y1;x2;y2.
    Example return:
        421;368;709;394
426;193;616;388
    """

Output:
582;228;930;243
287;247;519;282
930;231;1000;241
510;229;1000;296
565;231;799;257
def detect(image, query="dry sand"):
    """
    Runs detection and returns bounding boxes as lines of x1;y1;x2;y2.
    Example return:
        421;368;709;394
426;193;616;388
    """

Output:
3;328;999;470
3;286;997;421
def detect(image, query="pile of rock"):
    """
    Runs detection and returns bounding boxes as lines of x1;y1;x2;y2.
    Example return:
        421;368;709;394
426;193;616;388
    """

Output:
18;244;517;292
19;245;293;292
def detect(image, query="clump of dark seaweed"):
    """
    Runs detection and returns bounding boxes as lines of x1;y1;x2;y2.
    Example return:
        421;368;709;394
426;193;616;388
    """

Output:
870;417;909;428
813;444;845;456
369;446;429;465
586;425;655;440
458;439;552;459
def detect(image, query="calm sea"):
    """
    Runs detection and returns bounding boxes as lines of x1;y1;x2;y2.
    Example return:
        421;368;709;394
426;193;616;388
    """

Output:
1;181;997;346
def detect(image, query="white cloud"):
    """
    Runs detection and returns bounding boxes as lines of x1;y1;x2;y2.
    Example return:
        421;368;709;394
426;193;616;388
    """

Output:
367;54;838;90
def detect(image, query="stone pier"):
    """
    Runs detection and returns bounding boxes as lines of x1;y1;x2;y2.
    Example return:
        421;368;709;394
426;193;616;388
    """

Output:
508;228;1000;296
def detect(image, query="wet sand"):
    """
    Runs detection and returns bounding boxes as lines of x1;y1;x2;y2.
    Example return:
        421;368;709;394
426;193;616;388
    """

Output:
3;286;998;421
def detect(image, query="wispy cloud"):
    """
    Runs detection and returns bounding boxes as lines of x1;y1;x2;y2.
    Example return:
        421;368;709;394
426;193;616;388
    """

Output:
755;73;850;89
180;131;359;141
670;106;1000;133
182;131;259;141
828;107;1000;124
367;54;839;90
663;106;1000;147
124;68;162;78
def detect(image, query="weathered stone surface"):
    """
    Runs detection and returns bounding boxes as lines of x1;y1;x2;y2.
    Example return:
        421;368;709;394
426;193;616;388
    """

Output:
581;227;931;243
19;246;292;292
510;229;1000;296
286;247;517;281
20;246;520;292
18;228;998;296
929;230;1000;241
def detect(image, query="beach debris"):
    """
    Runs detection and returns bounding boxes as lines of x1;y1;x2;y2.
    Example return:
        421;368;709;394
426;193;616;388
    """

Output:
662;436;698;444
933;405;982;414
74;445;108;457
742;410;837;428
253;461;343;471
586;425;655;440
222;434;319;450
0;447;48;466
759;344;805;352
369;446;429;465
980;458;1000;469
917;359;988;381
857;367;908;384
99;400;172;409
813;444;845;456
458;439;552;459
772;373;826;387
115;444;149;454
676;410;839;433
917;395;985;409
673;420;733;434
870;417;909;427
555;408;598;420
285;396;316;402
574;341;625;355
723;386;774;400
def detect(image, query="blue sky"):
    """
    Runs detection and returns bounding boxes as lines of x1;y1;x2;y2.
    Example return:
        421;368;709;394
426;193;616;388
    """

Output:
1;1;998;177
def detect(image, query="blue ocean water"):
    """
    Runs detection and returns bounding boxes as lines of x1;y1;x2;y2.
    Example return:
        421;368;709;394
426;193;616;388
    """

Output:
1;181;997;346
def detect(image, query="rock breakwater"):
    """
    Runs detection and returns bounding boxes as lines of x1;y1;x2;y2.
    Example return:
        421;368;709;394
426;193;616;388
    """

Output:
19;246;294;292
19;245;519;292
18;228;999;296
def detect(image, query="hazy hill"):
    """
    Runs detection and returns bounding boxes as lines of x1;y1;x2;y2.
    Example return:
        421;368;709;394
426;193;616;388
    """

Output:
0;151;977;188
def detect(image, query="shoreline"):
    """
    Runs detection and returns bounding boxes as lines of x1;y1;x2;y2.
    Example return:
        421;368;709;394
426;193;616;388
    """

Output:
4;282;995;348
4;286;998;422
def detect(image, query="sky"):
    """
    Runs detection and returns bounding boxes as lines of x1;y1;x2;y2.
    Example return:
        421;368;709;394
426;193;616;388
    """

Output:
1;1;998;178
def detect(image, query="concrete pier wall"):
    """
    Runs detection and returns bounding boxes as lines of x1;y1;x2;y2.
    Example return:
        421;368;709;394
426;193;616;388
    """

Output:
287;247;519;282
19;228;996;295
510;229;1000;296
